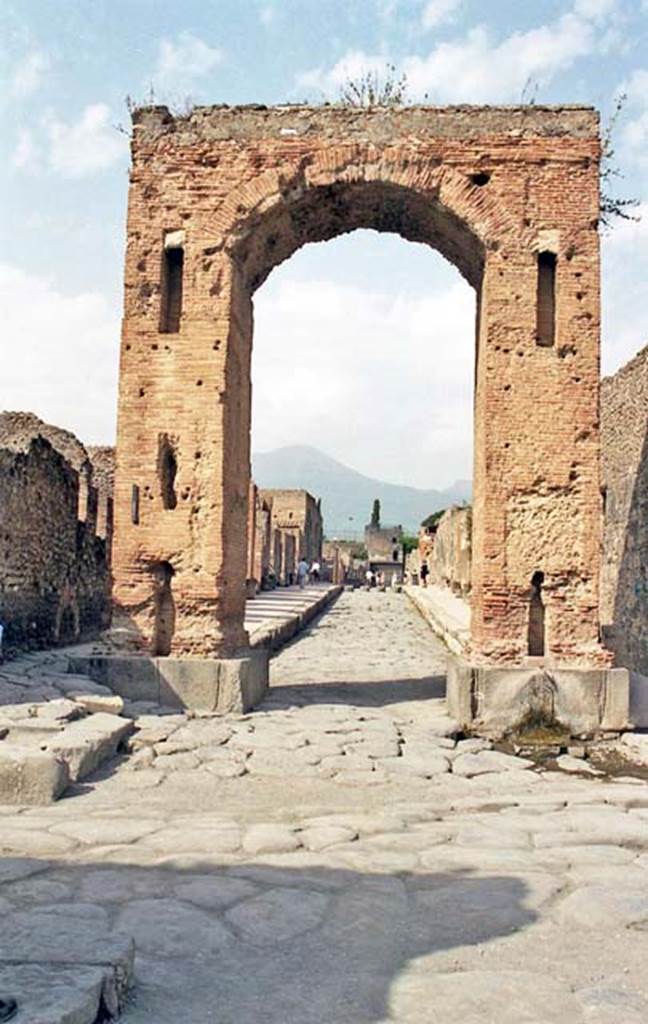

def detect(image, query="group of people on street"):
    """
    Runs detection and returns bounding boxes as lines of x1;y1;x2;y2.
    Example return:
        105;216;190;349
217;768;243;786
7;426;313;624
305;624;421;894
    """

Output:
364;569;402;591
295;559;321;588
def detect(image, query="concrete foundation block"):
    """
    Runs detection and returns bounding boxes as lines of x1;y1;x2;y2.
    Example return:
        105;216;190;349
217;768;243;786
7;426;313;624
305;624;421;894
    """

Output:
446;656;631;738
69;649;269;713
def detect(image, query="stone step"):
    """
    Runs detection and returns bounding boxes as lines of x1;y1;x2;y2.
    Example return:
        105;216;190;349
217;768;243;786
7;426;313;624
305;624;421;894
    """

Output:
45;713;134;782
0;747;69;805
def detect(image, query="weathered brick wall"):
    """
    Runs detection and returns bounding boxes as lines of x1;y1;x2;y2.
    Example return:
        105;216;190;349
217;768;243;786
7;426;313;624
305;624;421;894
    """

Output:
113;103;607;665
430;506;472;595
0;414;111;650
600;345;648;673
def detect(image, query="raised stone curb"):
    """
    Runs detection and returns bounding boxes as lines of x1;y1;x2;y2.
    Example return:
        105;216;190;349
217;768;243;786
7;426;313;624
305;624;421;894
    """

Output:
404;584;470;656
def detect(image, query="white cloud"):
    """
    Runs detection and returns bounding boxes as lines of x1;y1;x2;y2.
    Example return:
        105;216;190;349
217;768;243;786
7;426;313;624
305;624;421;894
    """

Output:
47;104;126;178
421;0;462;31
10;50;49;99
620;69;648;168
297;0;618;103
296;51;389;97
573;0;618;21
253;269;475;489
152;31;223;94
12;129;41;171
0;264;119;445
404;12;598;101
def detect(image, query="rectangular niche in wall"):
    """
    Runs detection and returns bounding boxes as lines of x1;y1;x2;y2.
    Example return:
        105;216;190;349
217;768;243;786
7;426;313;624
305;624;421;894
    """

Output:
160;230;185;334
536;251;557;348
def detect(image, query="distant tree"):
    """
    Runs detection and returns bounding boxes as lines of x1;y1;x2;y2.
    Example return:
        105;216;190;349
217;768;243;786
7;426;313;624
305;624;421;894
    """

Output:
371;499;381;528
402;535;419;555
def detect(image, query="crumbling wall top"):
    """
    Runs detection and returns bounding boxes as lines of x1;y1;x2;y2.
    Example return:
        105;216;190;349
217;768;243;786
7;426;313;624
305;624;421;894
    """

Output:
0;411;90;473
131;103;599;145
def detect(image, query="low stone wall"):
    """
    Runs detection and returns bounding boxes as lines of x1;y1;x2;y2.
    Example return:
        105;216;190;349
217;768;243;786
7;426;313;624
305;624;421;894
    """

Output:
0;415;111;651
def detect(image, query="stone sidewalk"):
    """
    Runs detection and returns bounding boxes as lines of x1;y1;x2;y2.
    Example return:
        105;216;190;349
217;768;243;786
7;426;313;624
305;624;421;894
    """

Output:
3;590;648;1022
404;583;470;656
245;582;341;650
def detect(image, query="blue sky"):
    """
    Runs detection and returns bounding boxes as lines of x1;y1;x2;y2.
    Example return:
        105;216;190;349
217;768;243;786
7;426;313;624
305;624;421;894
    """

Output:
1;0;647;488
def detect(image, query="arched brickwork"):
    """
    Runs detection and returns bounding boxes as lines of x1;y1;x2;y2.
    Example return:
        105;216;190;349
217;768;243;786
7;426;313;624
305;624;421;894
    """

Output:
112;104;609;667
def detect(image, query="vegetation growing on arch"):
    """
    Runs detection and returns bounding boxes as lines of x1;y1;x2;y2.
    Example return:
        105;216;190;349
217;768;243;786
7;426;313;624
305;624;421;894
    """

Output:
599;92;641;230
338;63;410;107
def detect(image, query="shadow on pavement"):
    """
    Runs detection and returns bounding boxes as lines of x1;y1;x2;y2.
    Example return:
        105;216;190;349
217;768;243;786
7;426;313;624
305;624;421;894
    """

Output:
264;675;447;707
1;853;536;1023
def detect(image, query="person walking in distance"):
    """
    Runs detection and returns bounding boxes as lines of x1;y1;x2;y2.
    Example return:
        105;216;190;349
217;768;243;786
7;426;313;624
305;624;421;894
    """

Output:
310;560;321;583
296;557;309;589
420;560;430;588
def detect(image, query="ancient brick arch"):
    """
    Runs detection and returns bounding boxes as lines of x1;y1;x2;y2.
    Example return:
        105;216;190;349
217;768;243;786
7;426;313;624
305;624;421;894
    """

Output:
112;104;609;671
213;146;527;289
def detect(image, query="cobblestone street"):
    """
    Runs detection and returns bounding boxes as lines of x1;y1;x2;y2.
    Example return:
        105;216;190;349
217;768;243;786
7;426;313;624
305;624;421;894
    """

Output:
3;591;648;1022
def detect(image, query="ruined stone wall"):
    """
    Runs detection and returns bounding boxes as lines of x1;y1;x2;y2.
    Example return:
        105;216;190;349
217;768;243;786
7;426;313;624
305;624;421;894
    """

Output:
1;411;95;524
0;427;111;649
259;489;323;565
87;445;115;543
113;103;606;665
600;345;648;673
254;499;271;585
366;524;403;563
431;506;473;596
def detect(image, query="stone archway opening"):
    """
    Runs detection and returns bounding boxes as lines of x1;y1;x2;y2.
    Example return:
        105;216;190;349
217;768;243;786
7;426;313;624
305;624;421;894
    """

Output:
250;227;477;586
227;175;485;641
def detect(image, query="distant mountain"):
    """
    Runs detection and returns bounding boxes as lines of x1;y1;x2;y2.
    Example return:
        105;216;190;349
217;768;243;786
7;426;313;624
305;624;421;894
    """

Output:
252;445;471;536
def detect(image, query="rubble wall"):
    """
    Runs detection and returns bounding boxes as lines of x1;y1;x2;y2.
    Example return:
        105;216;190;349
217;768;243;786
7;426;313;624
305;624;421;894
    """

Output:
431;506;472;595
0;416;111;651
600;345;648;674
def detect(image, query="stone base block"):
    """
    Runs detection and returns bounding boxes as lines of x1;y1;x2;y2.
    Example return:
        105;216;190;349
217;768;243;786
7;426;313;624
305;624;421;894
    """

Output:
447;657;631;738
68;649;269;714
629;671;648;728
0;748;70;805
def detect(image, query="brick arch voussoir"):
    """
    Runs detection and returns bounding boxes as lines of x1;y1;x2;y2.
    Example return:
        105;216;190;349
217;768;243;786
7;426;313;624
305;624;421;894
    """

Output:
215;145;529;260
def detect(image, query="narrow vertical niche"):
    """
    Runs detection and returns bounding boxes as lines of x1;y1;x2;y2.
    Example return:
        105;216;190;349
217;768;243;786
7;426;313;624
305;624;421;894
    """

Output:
160;238;184;334
528;570;546;657
158;434;178;510
536;251;556;348
152;560;175;656
131;484;140;525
